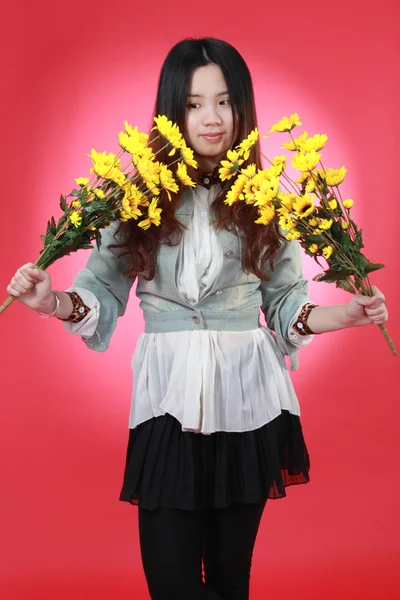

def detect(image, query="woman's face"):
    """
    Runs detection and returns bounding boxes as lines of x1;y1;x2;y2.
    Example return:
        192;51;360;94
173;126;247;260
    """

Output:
184;63;235;173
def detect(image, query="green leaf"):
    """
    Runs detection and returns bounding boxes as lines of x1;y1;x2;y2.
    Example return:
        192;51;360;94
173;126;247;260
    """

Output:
313;269;354;283
364;262;385;274
354;228;364;251
330;221;343;242
59;195;68;211
309;234;326;245
336;279;356;293
352;252;370;276
342;232;353;252
95;229;102;251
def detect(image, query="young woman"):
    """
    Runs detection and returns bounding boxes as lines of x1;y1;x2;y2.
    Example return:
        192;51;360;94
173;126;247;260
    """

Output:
6;38;388;600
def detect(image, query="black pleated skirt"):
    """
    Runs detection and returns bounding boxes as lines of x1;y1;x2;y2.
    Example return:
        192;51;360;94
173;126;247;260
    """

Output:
119;410;310;510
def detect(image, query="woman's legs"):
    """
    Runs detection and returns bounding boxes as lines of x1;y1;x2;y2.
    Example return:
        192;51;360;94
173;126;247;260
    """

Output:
138;501;266;600
138;506;223;600
203;501;266;600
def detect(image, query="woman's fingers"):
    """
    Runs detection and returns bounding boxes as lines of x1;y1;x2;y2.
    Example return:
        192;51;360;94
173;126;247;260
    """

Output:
371;285;385;302
7;265;49;297
365;305;388;324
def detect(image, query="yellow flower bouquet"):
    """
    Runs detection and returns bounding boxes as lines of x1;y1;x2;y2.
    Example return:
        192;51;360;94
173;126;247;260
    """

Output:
0;116;197;314
1;111;395;358
218;114;396;355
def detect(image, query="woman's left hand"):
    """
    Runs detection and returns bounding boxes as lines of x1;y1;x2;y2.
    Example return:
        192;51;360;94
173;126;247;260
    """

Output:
345;285;388;327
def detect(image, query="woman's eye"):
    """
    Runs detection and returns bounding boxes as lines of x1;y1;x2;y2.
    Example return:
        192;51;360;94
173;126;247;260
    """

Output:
187;102;200;109
220;99;231;105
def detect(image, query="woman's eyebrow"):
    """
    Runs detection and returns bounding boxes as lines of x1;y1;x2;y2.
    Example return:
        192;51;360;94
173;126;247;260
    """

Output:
187;91;229;98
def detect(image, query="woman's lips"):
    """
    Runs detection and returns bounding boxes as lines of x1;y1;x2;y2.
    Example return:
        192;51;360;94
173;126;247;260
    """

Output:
202;133;224;143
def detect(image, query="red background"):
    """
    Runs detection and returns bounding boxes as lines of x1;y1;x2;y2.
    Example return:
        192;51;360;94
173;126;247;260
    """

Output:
1;1;399;598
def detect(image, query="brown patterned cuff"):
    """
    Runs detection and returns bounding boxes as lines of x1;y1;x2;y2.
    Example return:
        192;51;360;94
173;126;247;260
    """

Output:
292;303;318;336
60;292;91;323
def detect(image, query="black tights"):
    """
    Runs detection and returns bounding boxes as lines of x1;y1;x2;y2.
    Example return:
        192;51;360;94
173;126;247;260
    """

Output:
138;501;266;600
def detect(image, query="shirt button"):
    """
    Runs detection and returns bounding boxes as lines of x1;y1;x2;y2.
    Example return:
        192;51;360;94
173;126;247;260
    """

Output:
192;316;200;324
203;240;209;247
201;211;208;217
225;250;234;258
203;177;210;185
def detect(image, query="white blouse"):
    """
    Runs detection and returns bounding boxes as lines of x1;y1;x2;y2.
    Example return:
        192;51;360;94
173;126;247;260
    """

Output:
64;185;312;434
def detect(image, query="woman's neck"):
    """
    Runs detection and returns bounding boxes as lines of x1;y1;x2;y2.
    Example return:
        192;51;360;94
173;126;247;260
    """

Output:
195;156;220;174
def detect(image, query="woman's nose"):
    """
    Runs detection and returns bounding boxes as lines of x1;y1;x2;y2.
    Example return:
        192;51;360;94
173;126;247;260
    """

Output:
203;106;222;125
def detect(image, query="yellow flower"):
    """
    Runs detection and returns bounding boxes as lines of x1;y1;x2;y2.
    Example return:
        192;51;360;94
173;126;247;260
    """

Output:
308;218;318;227
71;200;81;209
328;199;338;210
219;150;244;181
121;183;144;220
296;172;316;193
322;246;333;260
119;127;150;156
243;167;280;204
90;149;121;179
308;244;319;253
253;177;280;207
138;197;162;230
119;131;135;153
69;211;82;228
225;174;248;206
277;191;296;212
152;115;185;152
324;167;347;186
343;198;353;209
341;221;349;229
285;230;301;240
279;213;296;231
270;113;302;132
93;188;106;199
236;128;259;160
242;179;258;204
292;194;316;219
241;163;257;179
124;121;149;145
159;165;179;199
281;131;308;151
302;134;328;152
292;151;321;172
305;179;316;193
180;145;198;168
319;218;333;230
271;155;286;174
135;156;161;191
75;177;89;186
176;162;196;187
255;203;275;225
110;167;126;187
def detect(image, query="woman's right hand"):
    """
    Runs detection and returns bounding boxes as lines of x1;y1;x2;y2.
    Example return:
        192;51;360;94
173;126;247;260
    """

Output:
6;264;56;314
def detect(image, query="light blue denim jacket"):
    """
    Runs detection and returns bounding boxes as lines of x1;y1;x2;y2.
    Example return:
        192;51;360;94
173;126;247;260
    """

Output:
70;188;310;370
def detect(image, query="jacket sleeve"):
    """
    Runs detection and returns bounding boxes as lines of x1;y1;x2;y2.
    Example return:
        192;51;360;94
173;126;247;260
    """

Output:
69;222;136;352
259;239;310;370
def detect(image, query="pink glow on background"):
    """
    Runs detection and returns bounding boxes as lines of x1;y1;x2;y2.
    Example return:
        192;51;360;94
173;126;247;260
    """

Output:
1;1;399;598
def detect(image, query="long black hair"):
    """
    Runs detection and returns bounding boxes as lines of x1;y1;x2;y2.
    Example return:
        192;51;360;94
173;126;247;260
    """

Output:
120;38;281;281
154;37;258;150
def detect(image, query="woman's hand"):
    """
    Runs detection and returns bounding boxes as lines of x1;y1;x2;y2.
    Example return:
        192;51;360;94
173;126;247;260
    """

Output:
345;285;388;327
6;263;56;314
307;286;388;333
